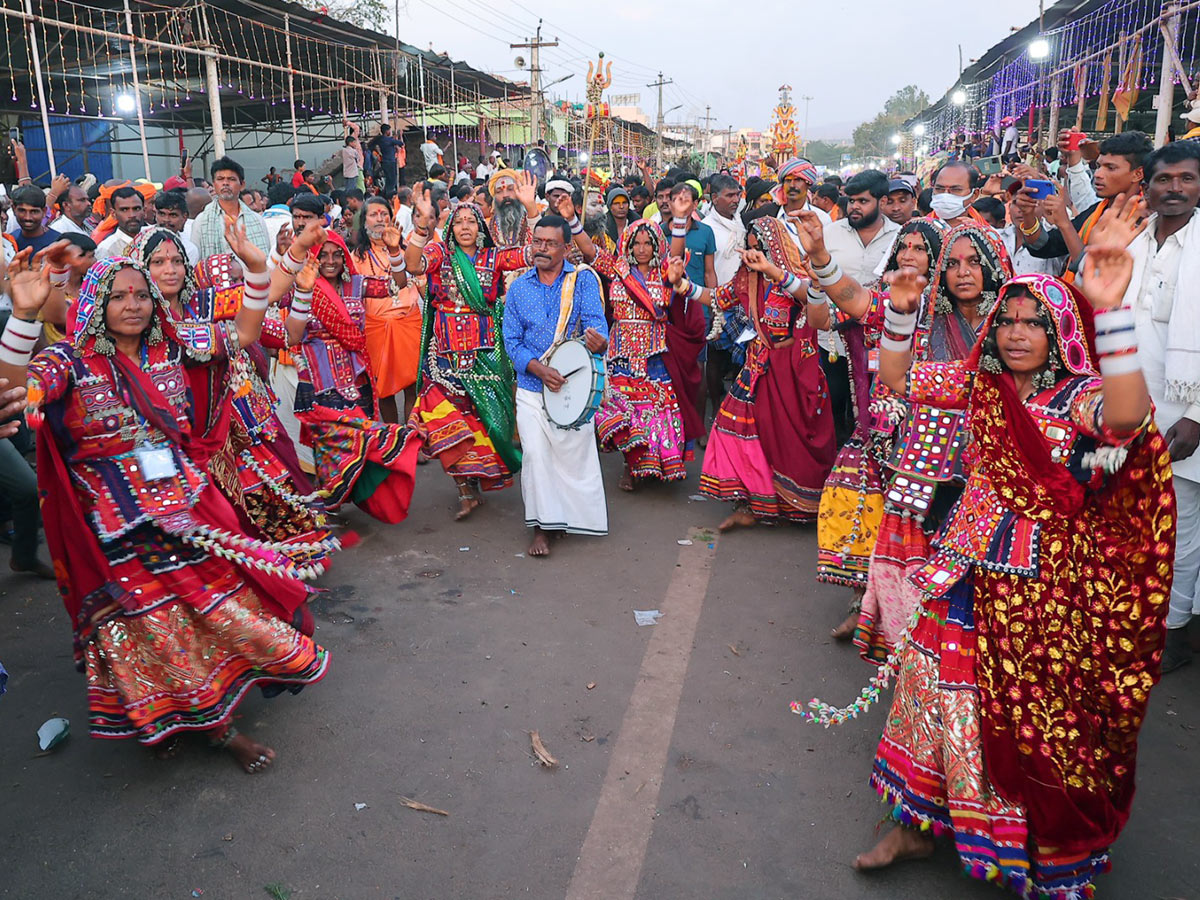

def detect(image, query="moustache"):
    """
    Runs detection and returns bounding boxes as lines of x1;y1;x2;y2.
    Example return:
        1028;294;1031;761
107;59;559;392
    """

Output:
1163;192;1189;204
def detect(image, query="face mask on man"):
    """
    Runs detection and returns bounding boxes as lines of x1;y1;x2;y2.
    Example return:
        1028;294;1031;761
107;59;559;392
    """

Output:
930;191;972;220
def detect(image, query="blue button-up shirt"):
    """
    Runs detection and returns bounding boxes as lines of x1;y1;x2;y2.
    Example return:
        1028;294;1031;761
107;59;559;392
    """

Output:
504;261;608;392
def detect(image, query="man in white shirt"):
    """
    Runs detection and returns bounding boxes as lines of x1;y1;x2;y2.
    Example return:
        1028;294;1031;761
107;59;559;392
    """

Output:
420;135;442;173
823;170;901;283
821;169;901;441
95;186;146;259
341;135;364;190
149;190;201;266
50;183;91;236
393;186;414;238
474;154;492;180
1121;142;1200;672
702;173;746;285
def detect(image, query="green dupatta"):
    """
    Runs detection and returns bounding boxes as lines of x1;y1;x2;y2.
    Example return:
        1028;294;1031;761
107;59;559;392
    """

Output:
417;245;522;474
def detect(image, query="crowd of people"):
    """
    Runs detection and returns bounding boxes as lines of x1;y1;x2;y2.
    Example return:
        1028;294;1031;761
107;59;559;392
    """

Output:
0;115;1196;899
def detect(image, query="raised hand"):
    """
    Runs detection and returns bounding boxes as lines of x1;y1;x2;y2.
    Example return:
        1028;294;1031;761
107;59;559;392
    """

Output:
225;219;267;273
1011;163;1041;182
1013;187;1039;221
738;248;783;282
553;192;577;221
665;255;686;287
48;173;71;201
382;224;402;253
668;191;694;222
1038;192;1070;228
1088;192;1148;249
882;266;928;313
516;170;539;213
293;220;328;253
413;185;436;230
276;223;293;256
294;257;319;293
41;238;85;272
792;209;828;262
8;248;51;319
1078;244;1134;311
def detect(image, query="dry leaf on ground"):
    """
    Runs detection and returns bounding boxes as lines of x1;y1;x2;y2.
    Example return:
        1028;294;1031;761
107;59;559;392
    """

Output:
530;730;558;767
400;797;449;816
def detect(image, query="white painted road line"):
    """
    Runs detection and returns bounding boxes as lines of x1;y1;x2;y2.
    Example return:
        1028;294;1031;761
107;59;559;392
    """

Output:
565;529;718;900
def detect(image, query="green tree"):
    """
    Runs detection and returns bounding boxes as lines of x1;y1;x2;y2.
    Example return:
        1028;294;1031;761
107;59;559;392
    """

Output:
297;0;389;32
804;140;851;169
853;85;930;160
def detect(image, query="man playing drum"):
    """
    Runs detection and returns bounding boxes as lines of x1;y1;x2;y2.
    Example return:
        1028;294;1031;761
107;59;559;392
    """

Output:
503;215;610;557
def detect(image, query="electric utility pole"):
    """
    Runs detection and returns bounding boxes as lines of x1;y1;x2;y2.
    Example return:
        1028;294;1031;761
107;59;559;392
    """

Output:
511;22;558;148
800;94;812;156
648;71;672;169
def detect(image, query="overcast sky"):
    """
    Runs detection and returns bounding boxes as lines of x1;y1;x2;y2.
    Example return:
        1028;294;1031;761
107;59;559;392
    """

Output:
391;0;1045;140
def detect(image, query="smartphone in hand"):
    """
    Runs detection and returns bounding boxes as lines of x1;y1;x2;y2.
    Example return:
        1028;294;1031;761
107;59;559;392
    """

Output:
1024;179;1057;200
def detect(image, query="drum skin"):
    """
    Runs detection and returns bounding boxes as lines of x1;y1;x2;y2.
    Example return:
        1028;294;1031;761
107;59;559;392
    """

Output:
542;339;606;429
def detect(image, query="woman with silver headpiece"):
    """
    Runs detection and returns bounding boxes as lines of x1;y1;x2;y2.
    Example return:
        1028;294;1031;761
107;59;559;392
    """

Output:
0;226;328;773
403;175;538;520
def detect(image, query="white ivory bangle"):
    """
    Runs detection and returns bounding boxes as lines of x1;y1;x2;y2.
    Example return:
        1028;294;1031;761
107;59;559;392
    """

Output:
280;251;306;275
0;315;41;365
880;334;914;353
816;265;843;287
1093;305;1134;333
884;303;918;336
1099;352;1141;376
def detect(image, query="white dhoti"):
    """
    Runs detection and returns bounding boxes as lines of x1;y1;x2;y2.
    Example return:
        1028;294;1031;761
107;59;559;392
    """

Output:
515;388;607;535
270;361;314;469
1168;475;1200;628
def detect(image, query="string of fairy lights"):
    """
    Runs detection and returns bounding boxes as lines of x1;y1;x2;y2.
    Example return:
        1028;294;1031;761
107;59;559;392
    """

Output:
912;0;1199;150
0;0;516;138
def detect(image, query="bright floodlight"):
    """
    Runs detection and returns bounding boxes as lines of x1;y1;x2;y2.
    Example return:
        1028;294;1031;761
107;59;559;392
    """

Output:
893;151;901;160
1029;38;1050;60
116;93;136;113
951;89;967;105
913;123;926;137
890;134;901;145
578;151;589;163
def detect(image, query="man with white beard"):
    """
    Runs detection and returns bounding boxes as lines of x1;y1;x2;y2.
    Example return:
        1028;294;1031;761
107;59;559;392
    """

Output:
488;168;540;249
487;169;542;290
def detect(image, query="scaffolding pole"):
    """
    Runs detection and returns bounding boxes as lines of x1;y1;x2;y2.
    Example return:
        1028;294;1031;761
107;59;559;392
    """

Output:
1156;3;1180;147
23;0;55;176
450;62;458;163
121;0;152;179
284;14;299;162
419;53;427;137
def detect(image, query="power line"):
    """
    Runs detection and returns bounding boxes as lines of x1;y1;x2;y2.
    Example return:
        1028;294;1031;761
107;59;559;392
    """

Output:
409;0;514;49
504;0;661;76
444;0;528;42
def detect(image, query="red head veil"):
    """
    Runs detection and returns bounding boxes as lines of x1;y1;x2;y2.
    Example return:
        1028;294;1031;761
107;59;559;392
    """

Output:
962;272;1174;855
